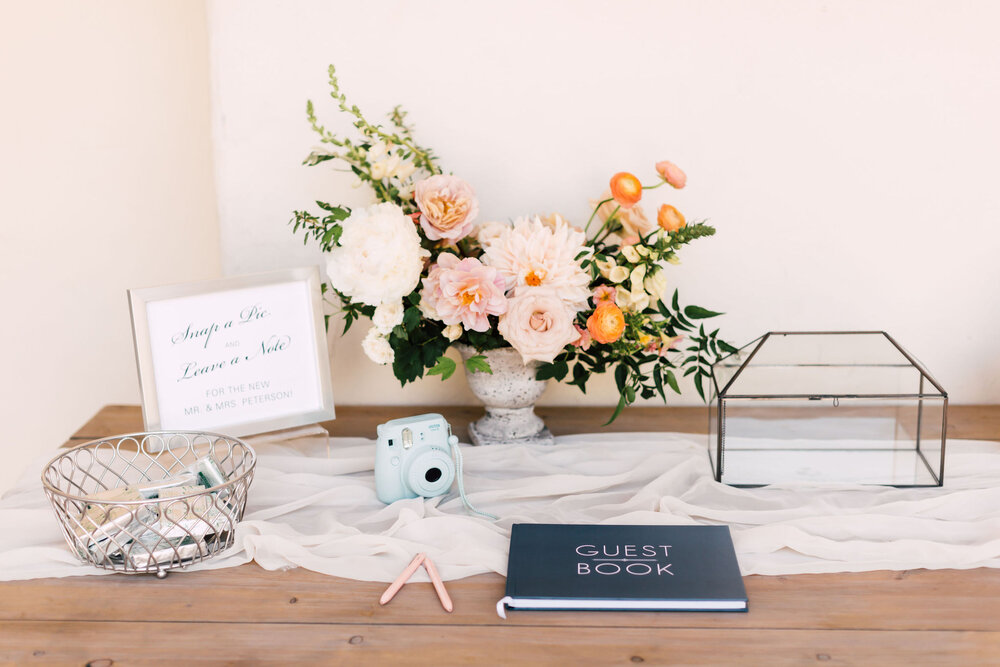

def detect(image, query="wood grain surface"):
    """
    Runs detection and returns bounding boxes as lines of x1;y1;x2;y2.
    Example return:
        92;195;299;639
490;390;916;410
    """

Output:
4;404;998;665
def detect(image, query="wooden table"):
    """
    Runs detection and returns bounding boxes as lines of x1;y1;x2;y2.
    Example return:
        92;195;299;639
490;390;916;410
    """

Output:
3;405;1000;665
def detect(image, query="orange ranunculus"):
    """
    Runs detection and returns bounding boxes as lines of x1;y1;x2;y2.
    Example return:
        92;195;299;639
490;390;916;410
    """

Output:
587;301;626;344
609;172;642;209
655;161;687;189
657;204;686;233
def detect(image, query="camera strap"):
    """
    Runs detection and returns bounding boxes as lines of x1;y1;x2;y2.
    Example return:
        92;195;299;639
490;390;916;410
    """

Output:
449;439;499;521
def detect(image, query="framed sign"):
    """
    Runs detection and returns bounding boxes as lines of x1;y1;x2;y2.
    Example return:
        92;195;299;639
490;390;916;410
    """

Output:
128;267;335;436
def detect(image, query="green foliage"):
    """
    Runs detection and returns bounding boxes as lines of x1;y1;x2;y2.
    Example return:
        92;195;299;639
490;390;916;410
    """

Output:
464;355;493;375
545;285;732;424
289;201;349;252
427;355;457;381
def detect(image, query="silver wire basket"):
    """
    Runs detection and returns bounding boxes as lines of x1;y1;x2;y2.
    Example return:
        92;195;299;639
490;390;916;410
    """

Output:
41;431;256;577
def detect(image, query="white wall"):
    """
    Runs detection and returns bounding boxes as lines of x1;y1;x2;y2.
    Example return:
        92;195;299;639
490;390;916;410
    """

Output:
0;1;221;492
2;2;998;496
209;0;1000;409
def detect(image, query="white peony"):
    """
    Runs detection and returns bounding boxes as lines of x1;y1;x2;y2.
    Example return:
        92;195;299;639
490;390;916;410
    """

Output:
372;300;405;333
443;323;463;341
325;203;430;307
498;287;579;364
361;327;395;365
482;215;591;310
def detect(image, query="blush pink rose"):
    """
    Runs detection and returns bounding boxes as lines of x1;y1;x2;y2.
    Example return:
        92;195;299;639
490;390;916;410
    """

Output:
655;161;687;189
421;253;506;332
415;175;479;242
498;287;579;364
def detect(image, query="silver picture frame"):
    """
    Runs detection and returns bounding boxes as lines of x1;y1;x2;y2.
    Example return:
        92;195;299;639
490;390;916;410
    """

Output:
128;266;336;437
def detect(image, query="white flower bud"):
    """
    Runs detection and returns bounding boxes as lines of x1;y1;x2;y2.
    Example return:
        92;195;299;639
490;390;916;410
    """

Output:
372;300;405;333
643;265;669;300
609;265;629;284
621;245;641;263
394;160;417;181
629;264;646;288
370;160;388;180
361;327;394;365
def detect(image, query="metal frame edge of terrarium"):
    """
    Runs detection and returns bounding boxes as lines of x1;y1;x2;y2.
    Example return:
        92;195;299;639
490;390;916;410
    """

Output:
706;331;947;488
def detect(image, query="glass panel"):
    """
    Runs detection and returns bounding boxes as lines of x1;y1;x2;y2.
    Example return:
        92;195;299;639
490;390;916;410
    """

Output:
719;397;945;486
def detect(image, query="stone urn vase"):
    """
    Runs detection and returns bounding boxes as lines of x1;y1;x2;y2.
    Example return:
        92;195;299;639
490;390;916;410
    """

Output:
456;344;555;446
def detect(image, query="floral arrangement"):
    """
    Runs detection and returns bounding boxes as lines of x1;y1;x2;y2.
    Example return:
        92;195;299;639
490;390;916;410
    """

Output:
292;66;734;422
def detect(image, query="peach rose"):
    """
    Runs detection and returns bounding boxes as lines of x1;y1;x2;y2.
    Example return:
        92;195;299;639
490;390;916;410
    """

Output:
587;301;626;344
609;172;643;208
414;174;479;242
655;161;687;189
657;204;686;233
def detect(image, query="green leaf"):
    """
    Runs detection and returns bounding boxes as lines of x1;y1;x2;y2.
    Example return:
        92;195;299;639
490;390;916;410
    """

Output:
665;370;681;394
426;355;457;381
571;362;589;393
316;202;351;220
464;355;493;375
685;305;723;319
718;340;739;355
321;225;343;248
614;364;628;393
389;337;424;385
402;307;421;332
603;393;628;426
694;373;706;401
536;360;567;381
653;367;666;402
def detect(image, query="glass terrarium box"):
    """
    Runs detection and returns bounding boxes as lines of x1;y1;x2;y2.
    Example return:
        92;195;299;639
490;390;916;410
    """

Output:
708;332;946;487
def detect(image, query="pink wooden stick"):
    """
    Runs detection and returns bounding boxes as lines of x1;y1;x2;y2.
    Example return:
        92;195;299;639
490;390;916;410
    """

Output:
379;553;426;606
422;556;453;613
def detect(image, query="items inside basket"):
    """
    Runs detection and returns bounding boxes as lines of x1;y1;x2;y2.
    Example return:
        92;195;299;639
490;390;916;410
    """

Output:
67;455;237;572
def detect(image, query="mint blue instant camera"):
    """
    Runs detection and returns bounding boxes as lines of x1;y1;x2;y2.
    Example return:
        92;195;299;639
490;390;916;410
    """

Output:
375;414;459;505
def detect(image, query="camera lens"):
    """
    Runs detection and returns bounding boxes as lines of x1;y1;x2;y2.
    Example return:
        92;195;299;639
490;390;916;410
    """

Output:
403;448;455;498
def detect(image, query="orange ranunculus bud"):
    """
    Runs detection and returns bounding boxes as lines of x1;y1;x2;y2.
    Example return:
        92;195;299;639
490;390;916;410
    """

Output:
609;172;643;209
657;204;686;233
655;161;687;189
587;301;626;344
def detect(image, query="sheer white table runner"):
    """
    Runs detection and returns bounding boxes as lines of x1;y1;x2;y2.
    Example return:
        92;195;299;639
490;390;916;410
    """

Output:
2;432;999;582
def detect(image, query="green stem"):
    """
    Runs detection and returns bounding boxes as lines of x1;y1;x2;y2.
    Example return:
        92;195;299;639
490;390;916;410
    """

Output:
642;180;667;191
584;197;614;234
592;205;621;245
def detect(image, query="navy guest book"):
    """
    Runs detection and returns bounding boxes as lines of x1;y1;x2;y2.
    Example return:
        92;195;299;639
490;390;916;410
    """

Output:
498;523;748;616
